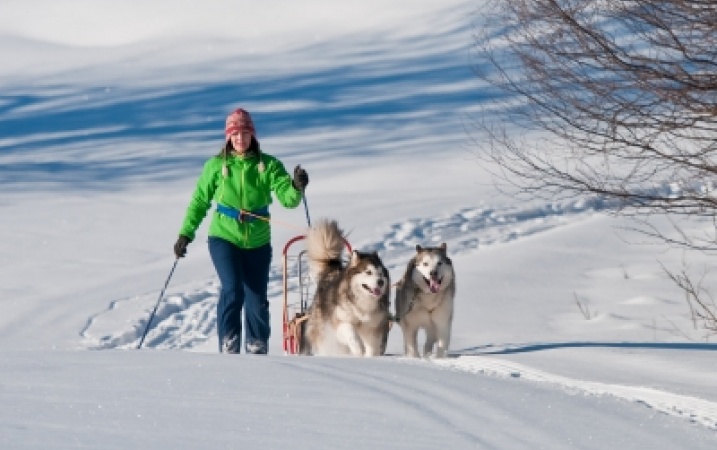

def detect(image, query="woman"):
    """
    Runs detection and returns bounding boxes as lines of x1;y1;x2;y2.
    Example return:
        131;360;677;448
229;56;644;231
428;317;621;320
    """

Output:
174;108;309;354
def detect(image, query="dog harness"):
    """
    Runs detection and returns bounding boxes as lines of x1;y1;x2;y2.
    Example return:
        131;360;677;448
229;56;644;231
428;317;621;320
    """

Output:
216;204;270;223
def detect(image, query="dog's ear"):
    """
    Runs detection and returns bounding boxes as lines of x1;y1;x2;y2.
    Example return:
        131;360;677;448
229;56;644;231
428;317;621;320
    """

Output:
415;244;423;252
349;250;360;268
440;243;453;266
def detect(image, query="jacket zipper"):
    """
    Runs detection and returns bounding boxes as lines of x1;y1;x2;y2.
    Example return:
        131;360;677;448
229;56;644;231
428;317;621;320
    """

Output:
241;161;249;247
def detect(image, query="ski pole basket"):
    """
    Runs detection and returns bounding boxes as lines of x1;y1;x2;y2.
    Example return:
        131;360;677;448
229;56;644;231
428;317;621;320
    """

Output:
281;234;352;355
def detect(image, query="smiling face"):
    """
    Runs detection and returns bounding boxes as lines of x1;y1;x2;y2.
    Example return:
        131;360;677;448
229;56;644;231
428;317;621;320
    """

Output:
411;244;453;294
229;130;253;154
348;251;389;300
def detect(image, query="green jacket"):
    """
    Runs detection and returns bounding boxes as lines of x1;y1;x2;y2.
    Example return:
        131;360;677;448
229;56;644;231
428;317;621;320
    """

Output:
179;151;302;248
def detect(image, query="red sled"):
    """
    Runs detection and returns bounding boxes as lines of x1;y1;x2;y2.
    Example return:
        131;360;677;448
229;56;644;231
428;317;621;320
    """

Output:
281;234;352;355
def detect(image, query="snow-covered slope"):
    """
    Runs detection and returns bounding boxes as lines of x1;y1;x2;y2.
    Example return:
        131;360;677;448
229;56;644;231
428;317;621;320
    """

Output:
1;1;715;448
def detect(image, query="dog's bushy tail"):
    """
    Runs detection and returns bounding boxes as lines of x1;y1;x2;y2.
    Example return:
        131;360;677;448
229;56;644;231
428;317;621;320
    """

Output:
305;219;346;276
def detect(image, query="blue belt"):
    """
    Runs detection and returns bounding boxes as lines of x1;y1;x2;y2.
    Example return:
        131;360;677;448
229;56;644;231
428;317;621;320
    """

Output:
216;204;270;223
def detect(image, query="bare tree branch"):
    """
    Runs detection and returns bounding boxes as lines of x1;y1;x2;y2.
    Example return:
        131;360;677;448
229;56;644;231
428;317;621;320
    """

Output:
473;0;717;243
472;0;717;338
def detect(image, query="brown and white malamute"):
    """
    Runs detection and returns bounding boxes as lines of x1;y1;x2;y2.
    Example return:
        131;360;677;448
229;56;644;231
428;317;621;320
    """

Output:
394;243;456;358
301;219;391;357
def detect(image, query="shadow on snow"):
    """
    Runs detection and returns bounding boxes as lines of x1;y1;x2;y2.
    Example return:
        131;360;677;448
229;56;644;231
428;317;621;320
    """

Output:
0;22;502;192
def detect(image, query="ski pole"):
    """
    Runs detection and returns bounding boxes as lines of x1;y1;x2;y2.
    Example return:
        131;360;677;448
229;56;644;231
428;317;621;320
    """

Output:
137;258;179;349
301;190;311;227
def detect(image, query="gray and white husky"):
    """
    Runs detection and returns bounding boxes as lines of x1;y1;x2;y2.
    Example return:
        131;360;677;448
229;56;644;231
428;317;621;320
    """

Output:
394;243;455;358
302;219;391;357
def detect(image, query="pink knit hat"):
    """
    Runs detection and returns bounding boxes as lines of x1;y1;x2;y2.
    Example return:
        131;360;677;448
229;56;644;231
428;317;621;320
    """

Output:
225;108;256;140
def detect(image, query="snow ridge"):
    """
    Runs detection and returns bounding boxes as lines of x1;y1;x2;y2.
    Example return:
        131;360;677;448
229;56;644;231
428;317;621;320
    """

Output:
433;356;717;430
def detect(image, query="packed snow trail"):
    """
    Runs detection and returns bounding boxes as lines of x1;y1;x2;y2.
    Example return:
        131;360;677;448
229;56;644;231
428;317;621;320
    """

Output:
3;350;714;450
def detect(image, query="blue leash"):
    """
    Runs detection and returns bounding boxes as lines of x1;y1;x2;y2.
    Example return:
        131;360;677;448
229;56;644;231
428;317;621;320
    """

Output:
216;204;269;222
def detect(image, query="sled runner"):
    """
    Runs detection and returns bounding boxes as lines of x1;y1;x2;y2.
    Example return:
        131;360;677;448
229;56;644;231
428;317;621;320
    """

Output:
281;234;352;355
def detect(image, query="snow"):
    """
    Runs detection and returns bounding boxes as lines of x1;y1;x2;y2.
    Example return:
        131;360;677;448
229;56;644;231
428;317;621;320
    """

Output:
1;1;716;448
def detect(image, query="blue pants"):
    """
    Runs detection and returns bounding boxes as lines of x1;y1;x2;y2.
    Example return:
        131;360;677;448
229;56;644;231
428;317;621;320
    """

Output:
208;237;272;354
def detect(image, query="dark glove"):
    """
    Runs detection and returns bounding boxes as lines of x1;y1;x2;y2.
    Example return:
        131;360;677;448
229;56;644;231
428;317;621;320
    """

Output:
174;235;191;258
292;165;309;191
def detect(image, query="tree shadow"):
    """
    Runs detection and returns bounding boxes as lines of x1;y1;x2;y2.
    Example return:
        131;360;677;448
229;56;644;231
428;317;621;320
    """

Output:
0;21;503;193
